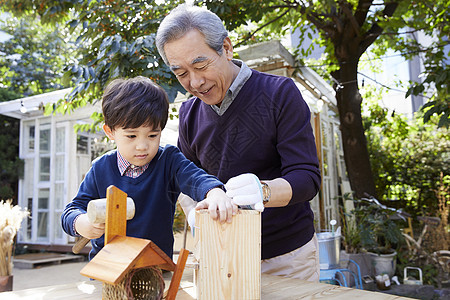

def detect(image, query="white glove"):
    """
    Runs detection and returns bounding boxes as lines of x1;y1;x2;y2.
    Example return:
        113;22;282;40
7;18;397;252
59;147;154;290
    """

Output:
225;173;264;212
178;194;197;235
187;208;196;235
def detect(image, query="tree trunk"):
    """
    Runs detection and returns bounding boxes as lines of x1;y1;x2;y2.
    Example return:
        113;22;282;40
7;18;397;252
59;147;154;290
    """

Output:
334;61;377;198
304;0;398;199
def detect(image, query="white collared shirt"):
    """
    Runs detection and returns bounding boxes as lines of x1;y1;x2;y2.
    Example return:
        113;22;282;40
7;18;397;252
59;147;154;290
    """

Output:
210;59;252;116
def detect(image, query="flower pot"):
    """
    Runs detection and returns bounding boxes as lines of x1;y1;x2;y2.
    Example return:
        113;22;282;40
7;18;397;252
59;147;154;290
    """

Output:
0;275;13;292
368;250;397;277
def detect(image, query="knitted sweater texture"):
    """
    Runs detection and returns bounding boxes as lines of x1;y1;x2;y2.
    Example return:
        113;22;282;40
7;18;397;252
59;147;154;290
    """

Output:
61;145;222;259
178;69;321;259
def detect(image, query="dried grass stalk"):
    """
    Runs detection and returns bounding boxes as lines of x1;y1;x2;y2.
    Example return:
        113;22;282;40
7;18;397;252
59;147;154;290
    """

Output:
0;200;29;276
422;173;449;253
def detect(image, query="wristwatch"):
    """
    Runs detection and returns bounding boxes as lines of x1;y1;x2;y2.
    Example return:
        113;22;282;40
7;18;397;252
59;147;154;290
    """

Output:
261;181;271;205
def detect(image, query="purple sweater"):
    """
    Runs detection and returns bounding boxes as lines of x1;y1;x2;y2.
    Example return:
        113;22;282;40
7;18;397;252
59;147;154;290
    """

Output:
178;69;321;259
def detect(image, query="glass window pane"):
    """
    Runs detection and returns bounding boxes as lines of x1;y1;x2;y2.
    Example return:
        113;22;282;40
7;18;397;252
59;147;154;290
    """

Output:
323;149;329;176
39;157;50;181
26;197;33;240
39;128;50;154
28;126;35;151
334;131;341;153
24;158;34;195
77;135;89;154
54;212;63;239
54;183;64;210
37;188;49;238
321;124;328;146
37;212;48;238
38;189;49;209
56;127;65;152
55;155;64;181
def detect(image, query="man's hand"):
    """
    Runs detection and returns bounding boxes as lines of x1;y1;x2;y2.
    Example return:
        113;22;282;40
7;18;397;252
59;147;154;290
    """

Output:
225;173;264;212
74;213;105;239
196;187;237;223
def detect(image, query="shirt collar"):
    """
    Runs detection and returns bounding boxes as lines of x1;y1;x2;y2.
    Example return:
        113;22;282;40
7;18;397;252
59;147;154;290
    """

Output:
117;151;149;177
210;59;252;116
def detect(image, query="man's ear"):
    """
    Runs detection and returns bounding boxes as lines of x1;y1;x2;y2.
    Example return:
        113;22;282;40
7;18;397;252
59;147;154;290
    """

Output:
103;124;115;140
223;37;234;61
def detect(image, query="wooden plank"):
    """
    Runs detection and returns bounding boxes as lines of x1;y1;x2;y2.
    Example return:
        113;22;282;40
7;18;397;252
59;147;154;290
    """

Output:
195;209;261;300
1;274;415;299
261;275;413;299
104;185;127;245
80;235;150;284
80;235;176;285
0;281;103;299
166;248;190;300
13;253;84;269
313;112;326;230
133;241;176;271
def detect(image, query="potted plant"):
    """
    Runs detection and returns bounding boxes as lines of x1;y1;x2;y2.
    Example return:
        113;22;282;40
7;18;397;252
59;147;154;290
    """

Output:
0;200;29;292
352;195;405;277
340;200;374;283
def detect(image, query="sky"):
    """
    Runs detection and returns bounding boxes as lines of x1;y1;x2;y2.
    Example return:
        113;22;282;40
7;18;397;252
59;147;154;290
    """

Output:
0;13;12;43
288;27;420;119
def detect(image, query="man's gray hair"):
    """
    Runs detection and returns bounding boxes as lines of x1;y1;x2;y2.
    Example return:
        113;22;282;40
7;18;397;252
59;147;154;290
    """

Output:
156;4;228;65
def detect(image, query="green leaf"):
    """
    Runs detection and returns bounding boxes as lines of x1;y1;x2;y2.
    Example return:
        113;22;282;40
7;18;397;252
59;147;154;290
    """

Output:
88;66;95;78
100;36;113;51
110;40;120;54
68;20;79;28
436;71;446;85
83;66;89;80
438;112;449;128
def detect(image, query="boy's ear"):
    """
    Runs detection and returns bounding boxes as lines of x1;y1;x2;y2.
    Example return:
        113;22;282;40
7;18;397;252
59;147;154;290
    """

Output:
103;124;115;140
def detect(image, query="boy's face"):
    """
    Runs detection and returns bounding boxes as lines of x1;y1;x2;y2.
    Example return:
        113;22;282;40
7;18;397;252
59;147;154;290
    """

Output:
103;124;161;167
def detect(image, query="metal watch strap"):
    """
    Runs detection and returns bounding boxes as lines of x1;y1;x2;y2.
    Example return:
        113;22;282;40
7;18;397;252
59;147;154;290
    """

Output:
261;181;271;204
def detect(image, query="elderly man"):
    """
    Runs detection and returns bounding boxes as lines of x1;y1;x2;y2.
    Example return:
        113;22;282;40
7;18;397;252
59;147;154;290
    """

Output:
156;4;321;281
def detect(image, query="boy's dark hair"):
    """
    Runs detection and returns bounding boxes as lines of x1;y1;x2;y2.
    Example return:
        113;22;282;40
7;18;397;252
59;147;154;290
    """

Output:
102;76;169;130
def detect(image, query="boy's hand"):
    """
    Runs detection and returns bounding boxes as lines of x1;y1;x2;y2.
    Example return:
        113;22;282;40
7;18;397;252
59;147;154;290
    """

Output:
196;187;237;223
74;213;105;239
225;173;265;212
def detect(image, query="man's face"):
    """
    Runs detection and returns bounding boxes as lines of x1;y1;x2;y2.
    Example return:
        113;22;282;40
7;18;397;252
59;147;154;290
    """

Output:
164;30;236;106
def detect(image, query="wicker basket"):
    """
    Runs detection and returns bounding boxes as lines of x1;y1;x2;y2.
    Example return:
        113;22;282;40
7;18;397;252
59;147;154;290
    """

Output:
102;267;165;300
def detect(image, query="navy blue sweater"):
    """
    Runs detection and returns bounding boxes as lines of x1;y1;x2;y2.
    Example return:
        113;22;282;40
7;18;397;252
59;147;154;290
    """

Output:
61;145;223;259
178;69;321;259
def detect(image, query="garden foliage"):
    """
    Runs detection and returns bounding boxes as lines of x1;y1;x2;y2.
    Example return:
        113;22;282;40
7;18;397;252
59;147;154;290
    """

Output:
363;94;449;218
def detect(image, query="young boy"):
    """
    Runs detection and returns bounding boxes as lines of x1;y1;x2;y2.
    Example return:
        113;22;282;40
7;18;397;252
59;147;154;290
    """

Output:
61;76;235;260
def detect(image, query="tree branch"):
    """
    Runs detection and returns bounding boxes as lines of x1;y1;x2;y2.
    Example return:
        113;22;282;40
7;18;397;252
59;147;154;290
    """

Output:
341;2;359;37
381;27;431;35
359;1;399;55
354;0;372;27
234;8;291;48
267;4;296;9
299;7;338;38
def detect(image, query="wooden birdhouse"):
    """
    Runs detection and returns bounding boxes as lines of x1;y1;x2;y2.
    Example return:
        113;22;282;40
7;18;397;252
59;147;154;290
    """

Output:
80;185;188;300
